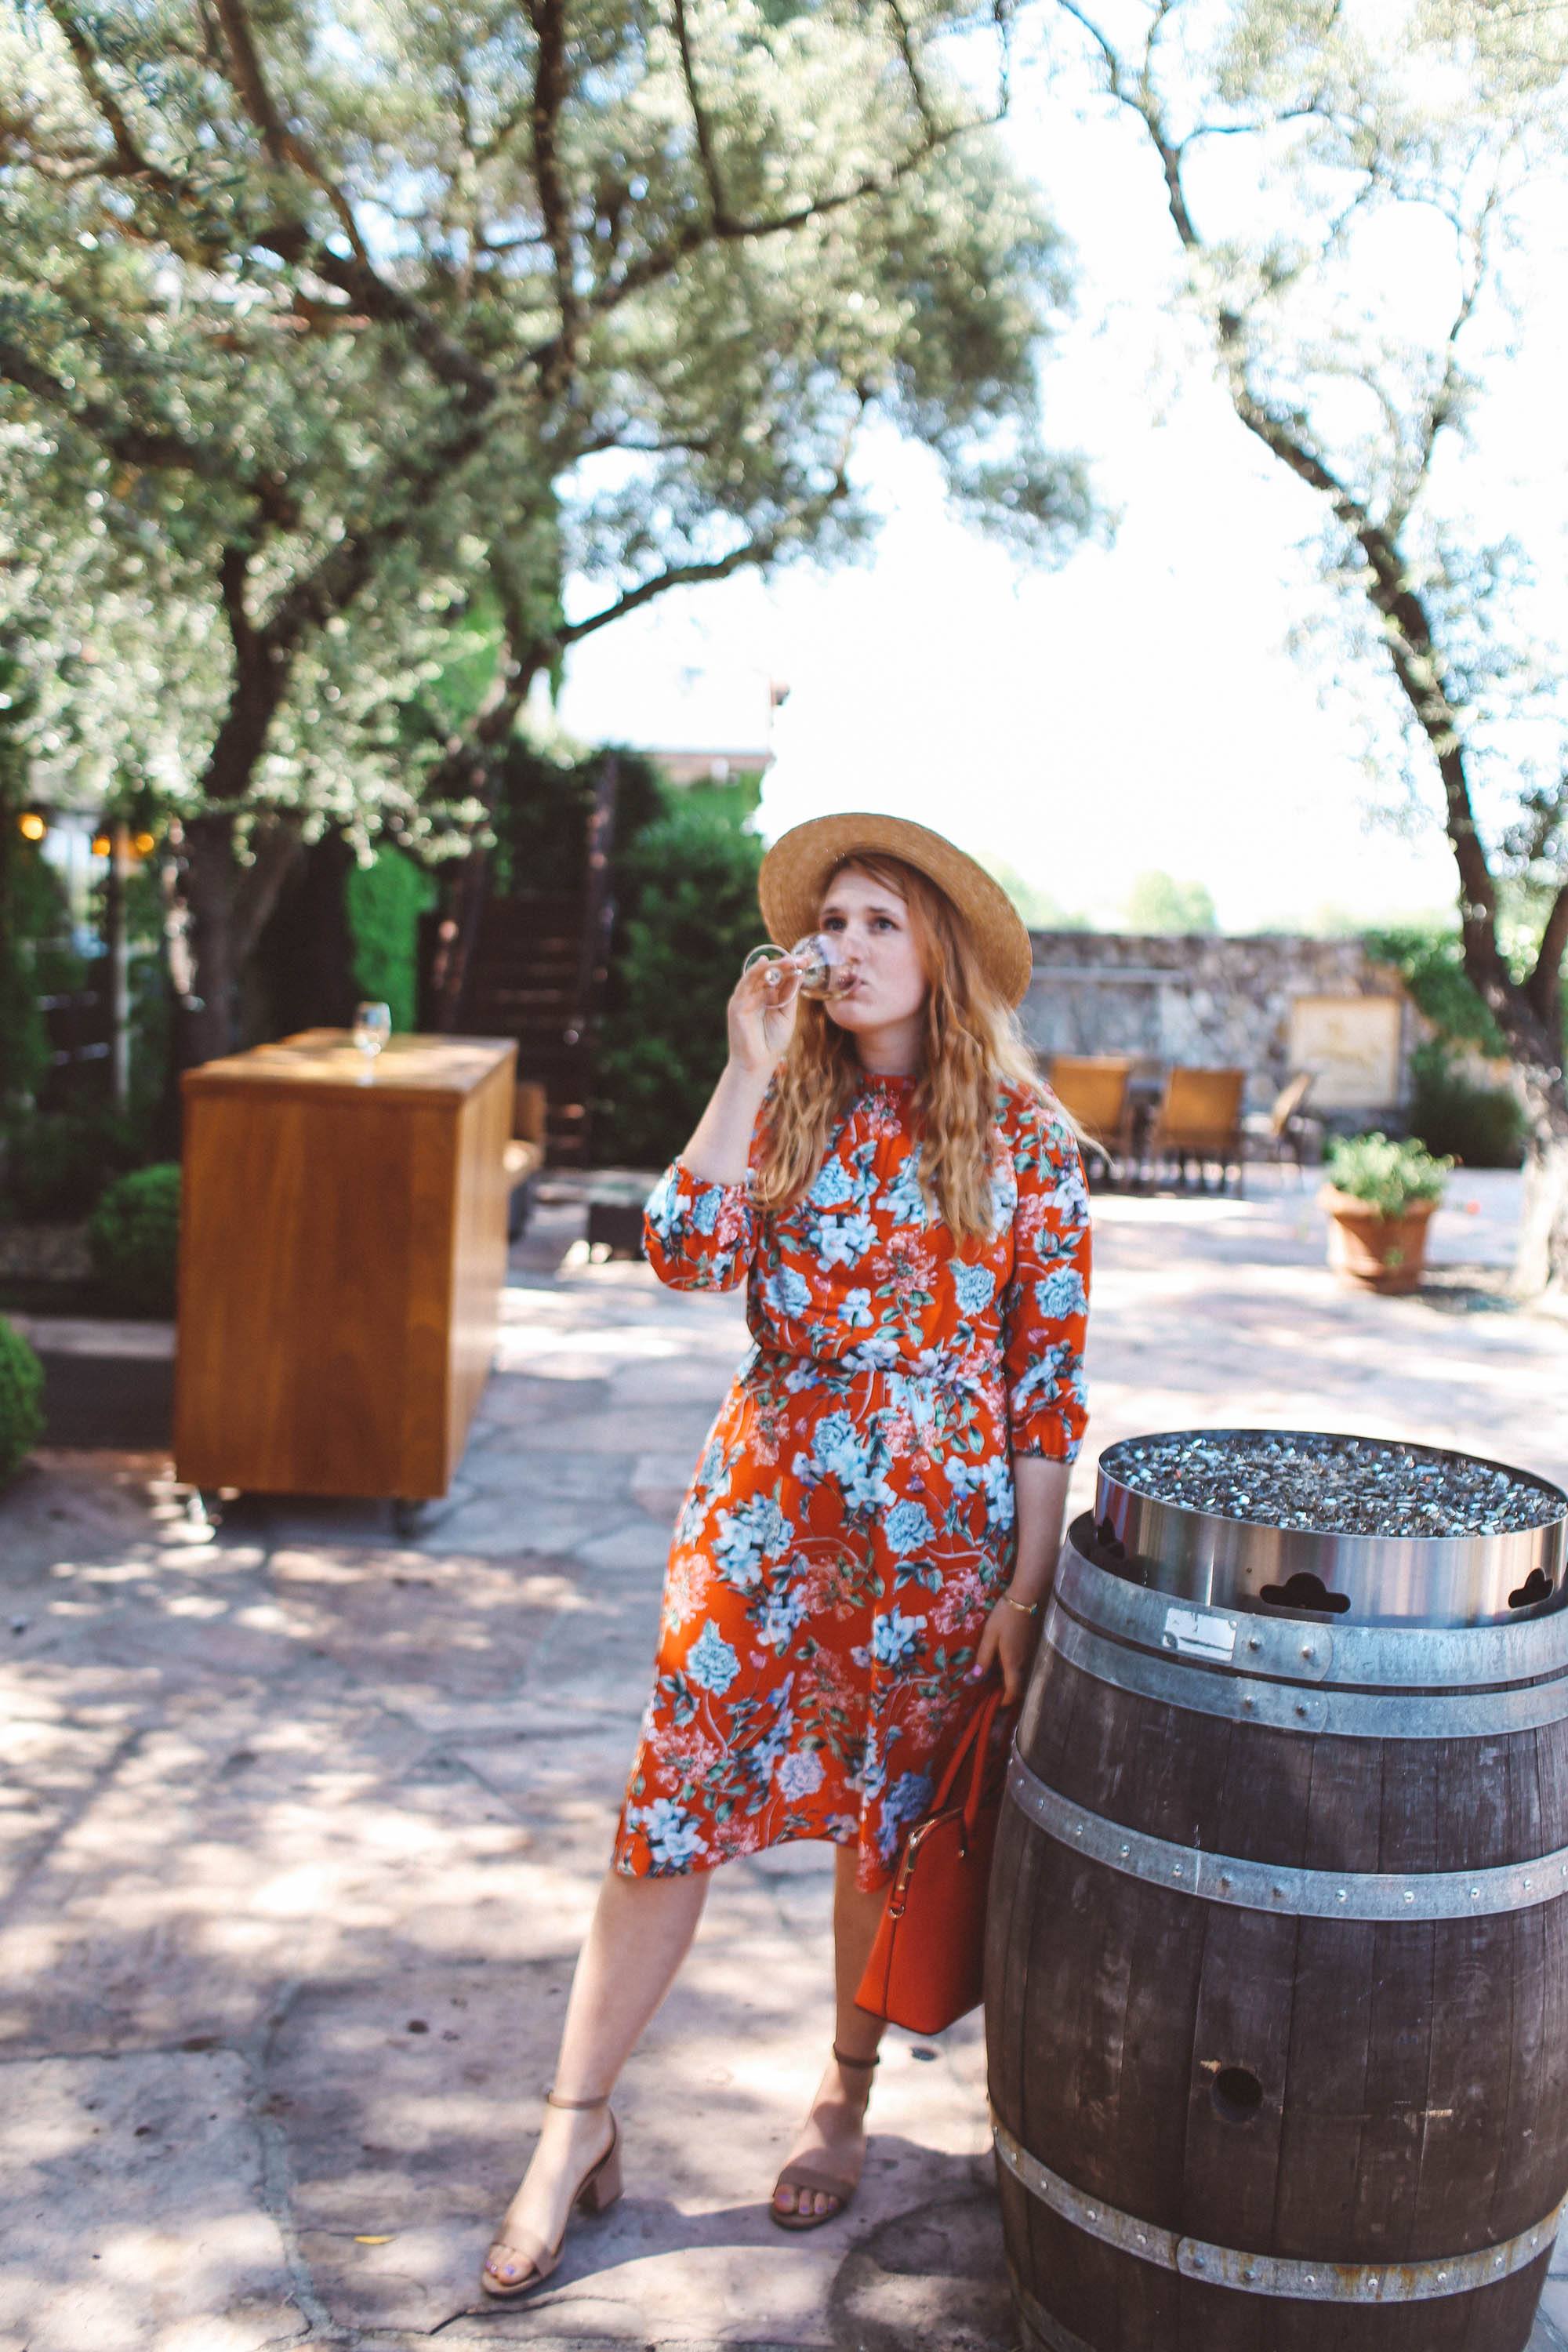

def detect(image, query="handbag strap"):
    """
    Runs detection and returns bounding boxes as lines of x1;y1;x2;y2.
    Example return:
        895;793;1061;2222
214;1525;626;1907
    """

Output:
930;1682;1006;1832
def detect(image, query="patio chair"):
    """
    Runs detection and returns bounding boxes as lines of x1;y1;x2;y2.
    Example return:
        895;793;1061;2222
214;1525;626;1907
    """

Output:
1145;1065;1247;1195
1045;1056;1134;1185
1242;1071;1321;1187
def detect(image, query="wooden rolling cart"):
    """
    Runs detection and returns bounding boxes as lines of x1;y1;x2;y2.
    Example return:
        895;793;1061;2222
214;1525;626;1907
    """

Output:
175;1029;515;1532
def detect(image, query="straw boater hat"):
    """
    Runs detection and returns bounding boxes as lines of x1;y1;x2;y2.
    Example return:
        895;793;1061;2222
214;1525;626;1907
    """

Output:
757;813;1034;1008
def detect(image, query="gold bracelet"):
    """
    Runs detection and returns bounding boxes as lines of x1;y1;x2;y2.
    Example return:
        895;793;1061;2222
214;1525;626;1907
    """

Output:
1001;1590;1040;1617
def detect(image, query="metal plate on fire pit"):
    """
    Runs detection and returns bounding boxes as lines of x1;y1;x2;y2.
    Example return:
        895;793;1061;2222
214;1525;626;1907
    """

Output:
1094;1430;1568;1628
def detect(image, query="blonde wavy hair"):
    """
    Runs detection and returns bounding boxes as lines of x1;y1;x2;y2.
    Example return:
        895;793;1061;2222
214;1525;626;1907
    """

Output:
753;852;1065;1245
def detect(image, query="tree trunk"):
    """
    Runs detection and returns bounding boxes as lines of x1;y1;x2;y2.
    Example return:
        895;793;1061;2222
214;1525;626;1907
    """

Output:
169;810;245;1073
164;808;307;1079
1466;975;1568;1301
1516;1117;1568;1301
252;827;359;1038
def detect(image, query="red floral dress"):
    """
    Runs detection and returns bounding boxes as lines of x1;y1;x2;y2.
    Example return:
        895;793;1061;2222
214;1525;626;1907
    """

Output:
612;1070;1091;1890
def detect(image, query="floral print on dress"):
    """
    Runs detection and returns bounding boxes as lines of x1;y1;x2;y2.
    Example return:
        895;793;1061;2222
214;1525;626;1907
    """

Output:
613;1070;1091;1890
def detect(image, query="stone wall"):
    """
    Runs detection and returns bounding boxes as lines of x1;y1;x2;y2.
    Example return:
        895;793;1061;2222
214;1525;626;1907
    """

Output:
1019;932;1414;1113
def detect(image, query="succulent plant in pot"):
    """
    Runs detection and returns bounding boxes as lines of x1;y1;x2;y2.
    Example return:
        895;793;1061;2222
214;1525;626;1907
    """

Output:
1319;1133;1454;1294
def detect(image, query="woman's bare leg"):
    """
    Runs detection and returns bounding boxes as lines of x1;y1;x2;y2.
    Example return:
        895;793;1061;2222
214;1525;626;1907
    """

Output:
484;1865;709;2285
772;1845;887;2220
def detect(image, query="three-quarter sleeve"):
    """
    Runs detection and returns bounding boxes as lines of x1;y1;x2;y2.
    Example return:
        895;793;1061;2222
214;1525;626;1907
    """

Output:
1000;1097;1091;1462
642;1156;760;1292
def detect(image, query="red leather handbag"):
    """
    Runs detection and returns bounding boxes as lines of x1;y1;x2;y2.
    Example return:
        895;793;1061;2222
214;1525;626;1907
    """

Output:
854;1682;1011;2036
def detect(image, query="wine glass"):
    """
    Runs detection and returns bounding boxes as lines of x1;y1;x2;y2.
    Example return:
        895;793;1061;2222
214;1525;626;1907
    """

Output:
741;931;852;999
352;1000;392;1074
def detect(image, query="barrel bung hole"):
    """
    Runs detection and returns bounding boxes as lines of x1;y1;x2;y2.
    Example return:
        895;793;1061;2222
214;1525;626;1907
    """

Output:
1211;2066;1265;2124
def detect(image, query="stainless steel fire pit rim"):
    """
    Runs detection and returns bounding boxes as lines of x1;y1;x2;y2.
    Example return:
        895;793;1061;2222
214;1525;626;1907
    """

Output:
1094;1429;1568;1629
1053;1530;1568;1688
1099;1427;1568;1538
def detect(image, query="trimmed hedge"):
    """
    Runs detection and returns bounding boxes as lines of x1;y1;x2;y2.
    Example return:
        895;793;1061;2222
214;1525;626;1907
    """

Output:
1406;1044;1525;1170
3;1109;143;1222
593;796;767;1167
88;1163;181;1316
0;1315;44;1487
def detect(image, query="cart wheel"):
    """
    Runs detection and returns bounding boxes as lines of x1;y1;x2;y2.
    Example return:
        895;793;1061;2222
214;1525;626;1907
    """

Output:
187;1487;225;1533
392;1498;424;1541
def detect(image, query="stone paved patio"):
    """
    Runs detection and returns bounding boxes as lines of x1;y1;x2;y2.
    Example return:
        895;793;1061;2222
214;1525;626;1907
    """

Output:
2;1167;1568;2351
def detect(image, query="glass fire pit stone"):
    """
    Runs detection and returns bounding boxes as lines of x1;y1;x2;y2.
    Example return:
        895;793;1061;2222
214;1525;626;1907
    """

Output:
1092;1428;1568;1628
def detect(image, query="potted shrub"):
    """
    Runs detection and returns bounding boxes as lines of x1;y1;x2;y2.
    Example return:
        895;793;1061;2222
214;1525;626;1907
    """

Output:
1319;1133;1453;1294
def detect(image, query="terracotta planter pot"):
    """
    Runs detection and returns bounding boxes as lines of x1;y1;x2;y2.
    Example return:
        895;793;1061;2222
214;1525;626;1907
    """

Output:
1319;1185;1439;1294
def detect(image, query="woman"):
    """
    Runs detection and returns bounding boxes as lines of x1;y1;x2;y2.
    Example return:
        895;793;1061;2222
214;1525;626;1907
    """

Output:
480;811;1090;2298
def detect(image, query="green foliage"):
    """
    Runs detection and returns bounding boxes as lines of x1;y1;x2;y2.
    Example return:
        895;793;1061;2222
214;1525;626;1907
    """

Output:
1123;871;1218;935
1406;1043;1525;1170
490;745;667;898
0;840;56;1110
2;1108;143;1222
0;1316;44;1489
1325;1131;1453;1218
1362;924;1508;1054
981;856;1092;931
0;2;1088;853
346;845;437;1034
594;801;767;1166
87;1164;181;1317
0;645;51;1108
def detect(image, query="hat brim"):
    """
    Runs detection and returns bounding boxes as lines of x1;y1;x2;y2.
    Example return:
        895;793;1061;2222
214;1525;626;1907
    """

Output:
757;813;1034;1007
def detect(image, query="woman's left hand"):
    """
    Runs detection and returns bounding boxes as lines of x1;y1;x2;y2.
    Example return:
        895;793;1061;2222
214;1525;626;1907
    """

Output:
971;1595;1044;1707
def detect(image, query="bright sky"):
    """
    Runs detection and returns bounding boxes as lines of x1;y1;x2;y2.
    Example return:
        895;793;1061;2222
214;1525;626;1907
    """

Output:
551;31;1567;933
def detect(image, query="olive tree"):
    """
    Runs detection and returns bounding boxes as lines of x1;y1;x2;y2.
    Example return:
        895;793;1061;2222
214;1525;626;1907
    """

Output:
0;0;1091;1065
1038;0;1568;1291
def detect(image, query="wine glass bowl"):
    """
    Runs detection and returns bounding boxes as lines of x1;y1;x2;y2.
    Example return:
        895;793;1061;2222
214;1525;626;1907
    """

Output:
352;1000;392;1072
742;932;853;1000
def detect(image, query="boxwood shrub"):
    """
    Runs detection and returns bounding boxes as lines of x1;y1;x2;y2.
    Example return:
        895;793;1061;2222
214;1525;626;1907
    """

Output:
87;1163;181;1316
0;1316;44;1487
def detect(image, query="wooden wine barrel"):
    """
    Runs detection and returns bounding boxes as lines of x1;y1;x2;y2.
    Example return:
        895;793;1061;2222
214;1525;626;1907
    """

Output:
985;1494;1568;2352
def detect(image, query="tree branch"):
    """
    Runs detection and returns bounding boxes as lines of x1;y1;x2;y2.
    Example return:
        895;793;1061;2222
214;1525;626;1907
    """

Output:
43;0;184;197
672;0;735;229
560;413;863;648
0;334;299;528
887;0;939;138
524;0;581;396
1385;187;1494;533
1056;1;1515;1007
587;108;1000;324
209;0;372;268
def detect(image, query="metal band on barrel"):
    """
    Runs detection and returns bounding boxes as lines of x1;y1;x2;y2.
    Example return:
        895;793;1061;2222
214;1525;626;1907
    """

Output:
1007;1749;1568;1921
992;2118;1564;2303
1045;1606;1568;1740
1053;1535;1568;1687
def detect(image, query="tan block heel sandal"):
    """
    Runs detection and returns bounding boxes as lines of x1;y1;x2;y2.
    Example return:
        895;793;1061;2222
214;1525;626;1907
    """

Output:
479;2089;622;2301
770;2045;879;2232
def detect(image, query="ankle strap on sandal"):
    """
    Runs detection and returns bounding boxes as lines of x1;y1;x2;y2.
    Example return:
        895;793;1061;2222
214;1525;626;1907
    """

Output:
546;2088;612;2109
831;2044;880;2070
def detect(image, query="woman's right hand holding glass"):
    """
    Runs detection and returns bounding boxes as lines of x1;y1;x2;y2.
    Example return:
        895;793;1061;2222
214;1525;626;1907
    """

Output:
728;951;803;1076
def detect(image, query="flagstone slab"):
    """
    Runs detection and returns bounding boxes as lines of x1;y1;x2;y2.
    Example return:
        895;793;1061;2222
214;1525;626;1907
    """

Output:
0;2049;298;2352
